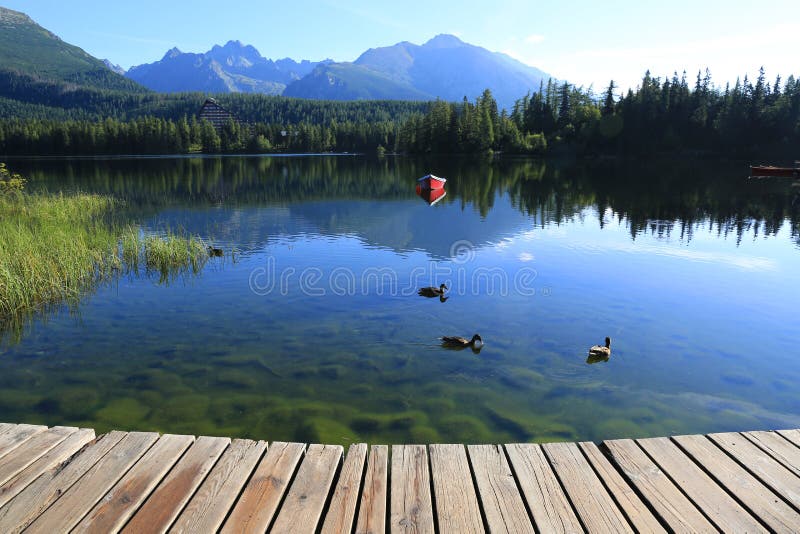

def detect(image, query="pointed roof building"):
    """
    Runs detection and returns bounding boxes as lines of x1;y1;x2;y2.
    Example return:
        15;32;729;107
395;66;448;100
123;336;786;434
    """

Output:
198;98;240;131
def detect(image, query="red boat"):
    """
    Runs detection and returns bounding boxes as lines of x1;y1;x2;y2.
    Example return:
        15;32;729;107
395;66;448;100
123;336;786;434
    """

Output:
750;165;800;178
417;174;447;190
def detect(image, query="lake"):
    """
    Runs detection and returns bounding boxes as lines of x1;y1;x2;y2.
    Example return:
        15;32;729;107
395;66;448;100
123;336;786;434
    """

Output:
1;155;799;445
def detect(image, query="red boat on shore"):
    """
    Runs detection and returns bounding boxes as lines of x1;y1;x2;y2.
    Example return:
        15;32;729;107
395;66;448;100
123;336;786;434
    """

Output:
750;164;800;178
417;174;447;190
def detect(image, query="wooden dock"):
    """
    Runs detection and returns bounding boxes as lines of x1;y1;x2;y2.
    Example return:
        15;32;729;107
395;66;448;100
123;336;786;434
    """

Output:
0;422;798;532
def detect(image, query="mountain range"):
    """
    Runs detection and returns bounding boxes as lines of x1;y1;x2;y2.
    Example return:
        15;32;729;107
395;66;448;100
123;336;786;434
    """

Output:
0;5;551;110
125;41;330;95
126;35;550;109
283;34;550;109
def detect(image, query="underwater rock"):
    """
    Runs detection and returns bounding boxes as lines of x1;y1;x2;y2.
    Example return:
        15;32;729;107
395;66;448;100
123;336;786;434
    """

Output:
96;397;150;426
438;415;493;443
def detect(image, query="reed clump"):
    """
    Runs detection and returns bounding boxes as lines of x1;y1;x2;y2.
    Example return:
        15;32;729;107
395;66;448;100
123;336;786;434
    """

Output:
0;164;211;339
0;191;120;322
145;234;208;275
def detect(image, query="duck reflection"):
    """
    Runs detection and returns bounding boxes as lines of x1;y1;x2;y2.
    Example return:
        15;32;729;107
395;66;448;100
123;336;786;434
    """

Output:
586;353;610;364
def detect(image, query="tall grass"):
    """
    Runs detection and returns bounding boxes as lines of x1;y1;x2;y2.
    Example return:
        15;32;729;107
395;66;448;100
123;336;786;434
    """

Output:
120;228;209;283
0;192;120;322
0;187;210;343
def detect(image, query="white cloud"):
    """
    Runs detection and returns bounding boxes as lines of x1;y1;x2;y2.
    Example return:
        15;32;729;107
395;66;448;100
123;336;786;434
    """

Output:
524;34;545;44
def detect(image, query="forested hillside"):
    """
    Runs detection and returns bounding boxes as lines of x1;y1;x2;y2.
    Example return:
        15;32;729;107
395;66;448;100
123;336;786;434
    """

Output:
2;68;798;157
398;69;800;157
0;6;143;93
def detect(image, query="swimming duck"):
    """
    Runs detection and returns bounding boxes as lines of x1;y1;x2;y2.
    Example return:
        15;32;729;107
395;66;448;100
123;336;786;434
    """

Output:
208;246;223;257
418;284;447;298
589;337;611;358
441;334;482;348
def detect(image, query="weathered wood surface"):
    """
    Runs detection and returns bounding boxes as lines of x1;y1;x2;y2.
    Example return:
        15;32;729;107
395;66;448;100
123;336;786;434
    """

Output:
390;444;434;534
673;433;800;533
637;436;765;532
170;438;267;534
355;444;388;534
321;443;367;534
0;426;78;488
505;442;580;533
220;441;305;533
604;438;716;531
542;441;632;533
777;428;800;446
708;432;800;506
0;430;126;533
470;444;534;534
0;425;46;461
25;431;159;534
271;444;343;534
743;430;800;477
429;444;484;534
72;433;194;533
122;435;230;534
0;423;798;533
577;441;665;534
0;427;94;509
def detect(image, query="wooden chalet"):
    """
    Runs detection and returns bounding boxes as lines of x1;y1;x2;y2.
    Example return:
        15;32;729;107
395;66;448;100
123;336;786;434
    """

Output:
198;98;241;131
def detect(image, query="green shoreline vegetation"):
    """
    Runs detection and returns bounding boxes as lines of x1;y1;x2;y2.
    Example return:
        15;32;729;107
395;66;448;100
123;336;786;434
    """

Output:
0;163;209;343
1;68;798;157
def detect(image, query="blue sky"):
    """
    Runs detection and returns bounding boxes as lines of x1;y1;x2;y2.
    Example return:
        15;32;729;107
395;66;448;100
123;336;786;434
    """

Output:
5;0;799;91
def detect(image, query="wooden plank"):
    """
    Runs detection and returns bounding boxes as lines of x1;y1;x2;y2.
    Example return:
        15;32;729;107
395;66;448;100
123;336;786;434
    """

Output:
743;431;800;477
470;444;534;534
709;432;800;507
504;443;579;533
0;430;127;533
776;428;800;447
0;424;46;461
355;444;388;534
271;444;344;534
0;426;77;487
221;441;306;533
0;423;13;435
542;442;632;533
603;439;715;531
25;431;159;534
578;442;665;534
122;436;230;534
637;437;765;532
429;444;484;534
321;443;368;534
674;434;800;533
169;439;267;534
72;433;194;533
390;444;435;534
0;427;94;508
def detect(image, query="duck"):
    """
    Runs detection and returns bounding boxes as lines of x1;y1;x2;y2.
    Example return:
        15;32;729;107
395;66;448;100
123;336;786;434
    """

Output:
441;334;482;349
418;284;447;298
208;246;223;257
588;337;611;358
